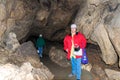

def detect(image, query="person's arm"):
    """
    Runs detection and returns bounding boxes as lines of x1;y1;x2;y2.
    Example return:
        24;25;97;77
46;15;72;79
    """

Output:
78;33;87;48
81;34;87;48
64;36;68;53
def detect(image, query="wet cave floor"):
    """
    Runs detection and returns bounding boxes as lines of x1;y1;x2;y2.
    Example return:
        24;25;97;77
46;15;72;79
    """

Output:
41;55;75;80
40;44;99;80
41;54;93;80
40;43;120;80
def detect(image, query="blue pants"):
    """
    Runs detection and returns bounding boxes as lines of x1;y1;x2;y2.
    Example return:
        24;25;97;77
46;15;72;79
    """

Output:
71;57;81;79
38;47;43;57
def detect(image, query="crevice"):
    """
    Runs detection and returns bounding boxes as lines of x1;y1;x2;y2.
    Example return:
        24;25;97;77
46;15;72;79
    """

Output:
107;3;120;12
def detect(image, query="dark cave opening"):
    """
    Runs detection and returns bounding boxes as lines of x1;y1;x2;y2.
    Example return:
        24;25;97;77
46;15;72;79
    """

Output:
25;34;63;57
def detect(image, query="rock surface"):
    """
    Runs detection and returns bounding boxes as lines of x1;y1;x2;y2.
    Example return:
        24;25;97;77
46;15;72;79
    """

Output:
0;0;120;66
5;32;20;53
75;0;120;65
0;0;120;79
105;69;120;80
0;62;54;80
49;46;70;67
11;41;41;68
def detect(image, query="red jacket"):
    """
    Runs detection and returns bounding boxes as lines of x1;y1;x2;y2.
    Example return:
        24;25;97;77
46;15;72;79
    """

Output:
64;32;87;60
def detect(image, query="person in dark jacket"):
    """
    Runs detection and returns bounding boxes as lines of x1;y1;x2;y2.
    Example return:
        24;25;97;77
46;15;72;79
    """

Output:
64;24;87;80
36;34;45;57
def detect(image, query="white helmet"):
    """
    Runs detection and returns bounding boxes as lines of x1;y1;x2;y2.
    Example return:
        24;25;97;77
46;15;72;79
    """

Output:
39;34;42;37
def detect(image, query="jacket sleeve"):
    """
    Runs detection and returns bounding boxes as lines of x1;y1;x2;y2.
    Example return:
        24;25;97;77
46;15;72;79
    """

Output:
79;33;87;48
63;36;68;51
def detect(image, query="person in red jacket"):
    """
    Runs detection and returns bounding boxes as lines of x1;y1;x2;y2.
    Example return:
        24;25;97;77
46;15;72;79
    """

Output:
64;24;87;80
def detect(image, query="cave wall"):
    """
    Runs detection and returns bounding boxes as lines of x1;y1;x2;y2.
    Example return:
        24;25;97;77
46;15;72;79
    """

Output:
0;0;39;44
75;0;120;65
0;0;120;66
0;0;83;43
31;0;83;41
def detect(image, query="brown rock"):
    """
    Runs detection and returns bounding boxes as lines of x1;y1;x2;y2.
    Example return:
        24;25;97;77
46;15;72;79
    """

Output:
0;4;6;21
49;46;70;67
92;65;108;80
10;1;25;20
13;41;40;68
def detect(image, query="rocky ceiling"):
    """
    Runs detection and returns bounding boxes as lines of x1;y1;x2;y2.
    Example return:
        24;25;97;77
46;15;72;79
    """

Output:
0;0;120;67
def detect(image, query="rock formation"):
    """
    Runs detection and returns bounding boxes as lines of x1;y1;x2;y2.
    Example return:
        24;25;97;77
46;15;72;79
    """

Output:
75;0;120;65
0;62;54;80
0;0;120;79
49;46;70;67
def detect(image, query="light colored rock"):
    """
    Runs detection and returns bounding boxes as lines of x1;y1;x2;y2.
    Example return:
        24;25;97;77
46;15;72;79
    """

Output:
0;47;9;64
12;41;41;68
93;23;117;65
88;0;109;6
0;62;54;80
105;6;120;67
75;0;119;65
92;65;108;80
75;0;103;39
49;46;70;67
0;4;6;21
36;9;49;22
105;69;120;80
0;21;6;41
81;63;92;72
5;32;20;53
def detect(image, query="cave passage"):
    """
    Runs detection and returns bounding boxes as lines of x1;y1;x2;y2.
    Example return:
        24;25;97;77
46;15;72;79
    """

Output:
25;35;102;80
1;0;120;79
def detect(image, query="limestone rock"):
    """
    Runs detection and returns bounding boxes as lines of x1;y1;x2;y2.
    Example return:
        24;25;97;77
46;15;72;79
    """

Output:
105;6;120;67
81;63;92;72
75;0;120;65
0;4;6;21
0;47;9;64
0;0;120;75
0;21;6;41
36;9;49;25
11;41;40;68
105;69;120;80
0;62;54;80
10;1;25;20
5;32;20;53
92;65;108;80
49;46;70;67
93;23;117;65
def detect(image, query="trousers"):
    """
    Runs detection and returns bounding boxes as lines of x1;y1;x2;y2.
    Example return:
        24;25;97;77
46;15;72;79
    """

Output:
38;47;43;57
71;57;81;79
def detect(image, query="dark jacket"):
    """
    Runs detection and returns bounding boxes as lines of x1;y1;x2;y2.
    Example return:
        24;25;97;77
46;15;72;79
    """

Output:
36;37;45;48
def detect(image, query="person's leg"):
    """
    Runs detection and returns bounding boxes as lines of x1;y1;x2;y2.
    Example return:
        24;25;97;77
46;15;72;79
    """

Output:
38;47;43;57
71;57;77;75
76;58;81;80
